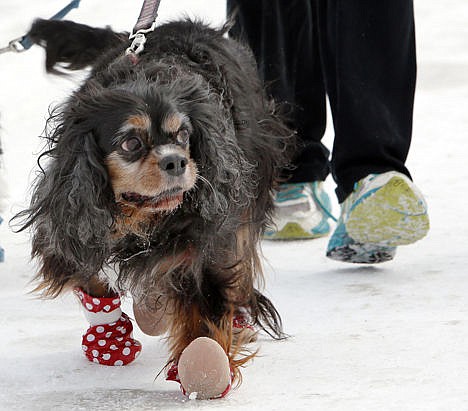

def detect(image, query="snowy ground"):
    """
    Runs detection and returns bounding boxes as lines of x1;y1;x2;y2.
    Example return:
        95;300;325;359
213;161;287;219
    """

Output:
1;1;467;410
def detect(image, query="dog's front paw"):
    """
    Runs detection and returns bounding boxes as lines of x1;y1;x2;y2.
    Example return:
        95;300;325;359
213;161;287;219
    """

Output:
76;289;142;366
82;313;142;366
167;337;232;400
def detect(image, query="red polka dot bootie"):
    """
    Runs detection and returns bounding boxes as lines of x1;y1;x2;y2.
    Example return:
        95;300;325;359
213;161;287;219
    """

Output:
74;288;142;366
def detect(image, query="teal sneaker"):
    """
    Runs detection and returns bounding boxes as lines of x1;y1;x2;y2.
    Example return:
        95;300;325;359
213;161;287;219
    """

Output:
264;182;334;240
326;171;429;263
326;215;397;264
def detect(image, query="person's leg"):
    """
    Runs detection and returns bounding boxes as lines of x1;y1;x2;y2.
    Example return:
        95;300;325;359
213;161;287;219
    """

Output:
313;0;416;202
314;0;429;262
228;0;330;182
228;0;334;240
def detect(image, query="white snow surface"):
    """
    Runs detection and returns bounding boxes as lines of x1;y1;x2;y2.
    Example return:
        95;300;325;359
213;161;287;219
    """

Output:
1;1;468;410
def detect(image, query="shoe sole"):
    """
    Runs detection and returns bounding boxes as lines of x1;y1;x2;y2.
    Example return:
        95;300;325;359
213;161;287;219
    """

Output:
264;222;330;240
326;244;396;264
346;175;429;247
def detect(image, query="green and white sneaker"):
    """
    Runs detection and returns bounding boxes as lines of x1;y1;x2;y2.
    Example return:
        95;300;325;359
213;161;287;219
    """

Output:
326;216;397;264
264;182;334;240
326;171;429;263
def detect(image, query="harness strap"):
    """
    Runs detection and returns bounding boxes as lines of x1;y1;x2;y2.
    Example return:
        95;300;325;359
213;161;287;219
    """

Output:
126;0;162;56
132;0;162;36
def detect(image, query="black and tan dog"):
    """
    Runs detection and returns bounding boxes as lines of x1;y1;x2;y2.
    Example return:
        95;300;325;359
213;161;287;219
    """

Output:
17;18;293;398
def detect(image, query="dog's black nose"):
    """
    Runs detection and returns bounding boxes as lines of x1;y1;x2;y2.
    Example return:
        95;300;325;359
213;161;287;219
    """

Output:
159;154;187;176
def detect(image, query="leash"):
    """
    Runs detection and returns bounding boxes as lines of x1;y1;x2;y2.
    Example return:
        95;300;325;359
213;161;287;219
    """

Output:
126;0;161;57
1;0;160;58
0;0;81;54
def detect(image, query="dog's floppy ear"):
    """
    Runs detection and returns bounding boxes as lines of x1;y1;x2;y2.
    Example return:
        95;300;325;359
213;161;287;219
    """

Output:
174;83;257;228
16;109;114;296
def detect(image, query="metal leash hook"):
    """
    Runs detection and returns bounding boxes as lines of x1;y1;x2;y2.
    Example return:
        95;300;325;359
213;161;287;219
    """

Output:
0;37;27;54
126;33;147;55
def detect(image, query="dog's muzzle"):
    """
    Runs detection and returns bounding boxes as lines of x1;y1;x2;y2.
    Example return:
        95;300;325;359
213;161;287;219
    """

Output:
159;153;188;177
121;188;184;211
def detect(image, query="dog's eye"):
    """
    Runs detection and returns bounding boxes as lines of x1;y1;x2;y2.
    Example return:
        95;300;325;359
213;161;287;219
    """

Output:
176;128;190;145
121;137;142;152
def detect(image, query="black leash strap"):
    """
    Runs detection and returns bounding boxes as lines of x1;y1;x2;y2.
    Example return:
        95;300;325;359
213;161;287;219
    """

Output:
126;0;161;56
0;0;81;54
132;0;161;34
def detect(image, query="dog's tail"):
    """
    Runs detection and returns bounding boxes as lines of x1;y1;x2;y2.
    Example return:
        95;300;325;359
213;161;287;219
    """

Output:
27;19;127;74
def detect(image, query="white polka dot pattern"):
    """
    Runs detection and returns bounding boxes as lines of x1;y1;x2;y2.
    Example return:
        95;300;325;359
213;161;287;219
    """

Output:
76;288;142;366
74;288;121;313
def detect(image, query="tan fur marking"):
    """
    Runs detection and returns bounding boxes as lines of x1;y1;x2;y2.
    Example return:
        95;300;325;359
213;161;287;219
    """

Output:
162;113;186;134
119;114;152;145
126;114;151;131
105;149;198;238
106;149;197;197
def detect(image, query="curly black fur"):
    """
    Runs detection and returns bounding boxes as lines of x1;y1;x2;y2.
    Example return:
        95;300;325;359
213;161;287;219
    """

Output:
16;19;293;353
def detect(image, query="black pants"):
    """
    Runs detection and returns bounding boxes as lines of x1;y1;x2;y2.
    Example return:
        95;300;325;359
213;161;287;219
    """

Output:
227;0;416;202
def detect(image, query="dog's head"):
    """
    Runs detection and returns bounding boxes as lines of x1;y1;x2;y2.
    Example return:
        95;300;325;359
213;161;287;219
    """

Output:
18;66;261;286
105;110;196;214
89;85;200;226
